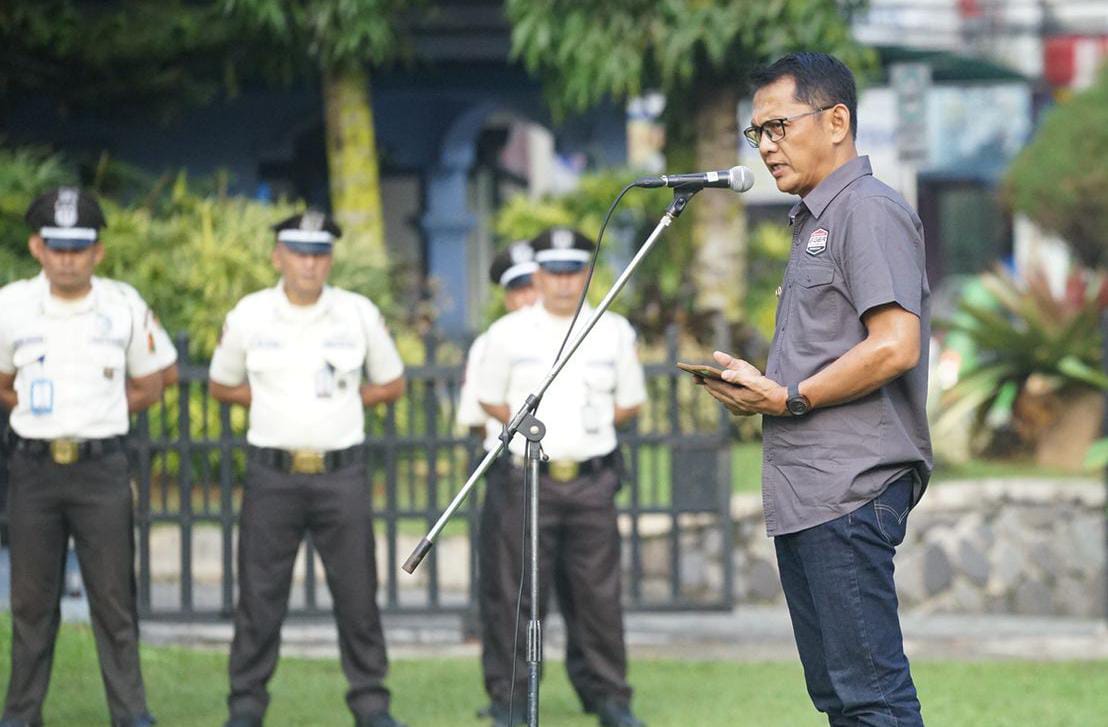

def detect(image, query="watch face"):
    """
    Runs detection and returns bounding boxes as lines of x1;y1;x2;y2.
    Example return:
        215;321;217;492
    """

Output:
787;397;810;416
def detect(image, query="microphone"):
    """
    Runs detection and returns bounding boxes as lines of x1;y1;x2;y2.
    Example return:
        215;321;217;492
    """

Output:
634;165;755;193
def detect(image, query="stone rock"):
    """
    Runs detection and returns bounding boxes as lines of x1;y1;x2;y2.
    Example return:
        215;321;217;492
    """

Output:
1014;578;1053;615
680;550;708;590
923;544;953;596
894;548;928;606
956;539;990;587
1029;540;1062;580
746;558;781;602
1062;515;1104;575
1054;575;1099;618
987;540;1023;596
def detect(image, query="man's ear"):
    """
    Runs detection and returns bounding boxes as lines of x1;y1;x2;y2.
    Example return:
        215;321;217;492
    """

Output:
829;104;853;145
91;242;105;265
271;245;282;271
28;235;44;262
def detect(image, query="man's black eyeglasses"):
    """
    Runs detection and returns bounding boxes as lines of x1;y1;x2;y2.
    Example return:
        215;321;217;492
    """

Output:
742;106;833;148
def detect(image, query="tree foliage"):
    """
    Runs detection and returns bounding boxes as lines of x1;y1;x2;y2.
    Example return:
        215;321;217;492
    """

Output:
0;148;393;359
0;1;240;121
506;0;872;117
1005;64;1108;268
222;0;420;73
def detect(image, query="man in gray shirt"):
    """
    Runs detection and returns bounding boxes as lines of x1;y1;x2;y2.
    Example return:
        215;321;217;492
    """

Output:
698;52;930;726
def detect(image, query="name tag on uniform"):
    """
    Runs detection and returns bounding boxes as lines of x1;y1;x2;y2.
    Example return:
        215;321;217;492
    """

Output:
30;378;54;415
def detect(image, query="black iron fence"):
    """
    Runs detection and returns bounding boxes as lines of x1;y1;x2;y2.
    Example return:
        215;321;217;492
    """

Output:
2;326;737;621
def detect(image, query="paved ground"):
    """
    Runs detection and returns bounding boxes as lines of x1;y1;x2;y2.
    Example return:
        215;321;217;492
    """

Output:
4;547;1107;664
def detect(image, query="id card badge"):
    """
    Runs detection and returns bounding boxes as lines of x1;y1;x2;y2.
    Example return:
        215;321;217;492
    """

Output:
581;403;600;434
30;378;54;415
315;364;335;398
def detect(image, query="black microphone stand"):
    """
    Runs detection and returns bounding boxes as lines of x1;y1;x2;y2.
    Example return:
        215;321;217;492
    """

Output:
403;186;701;726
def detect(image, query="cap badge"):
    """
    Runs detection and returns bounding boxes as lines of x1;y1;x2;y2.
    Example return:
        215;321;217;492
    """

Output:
54;188;80;228
509;243;534;264
300;210;325;232
806;228;828;256
551;229;574;249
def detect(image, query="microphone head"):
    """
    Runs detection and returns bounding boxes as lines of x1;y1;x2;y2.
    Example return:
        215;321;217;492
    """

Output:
727;166;755;193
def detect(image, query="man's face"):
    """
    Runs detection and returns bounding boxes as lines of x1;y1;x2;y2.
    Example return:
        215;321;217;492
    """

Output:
750;76;838;197
534;267;587;317
30;235;102;296
272;243;333;303
504;281;539;312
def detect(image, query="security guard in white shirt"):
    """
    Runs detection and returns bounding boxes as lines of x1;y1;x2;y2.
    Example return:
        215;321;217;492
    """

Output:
208;211;406;727
460;243;605;721
0;188;169;727
476;228;647;727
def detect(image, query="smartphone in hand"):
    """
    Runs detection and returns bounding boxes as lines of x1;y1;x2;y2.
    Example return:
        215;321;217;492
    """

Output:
675;362;726;381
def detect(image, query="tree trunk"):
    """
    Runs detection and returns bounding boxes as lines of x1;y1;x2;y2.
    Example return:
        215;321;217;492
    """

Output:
322;65;386;268
690;85;746;322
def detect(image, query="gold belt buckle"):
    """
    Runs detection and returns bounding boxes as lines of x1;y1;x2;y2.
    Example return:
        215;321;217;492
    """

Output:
547;460;579;483
290;449;326;474
50;438;79;465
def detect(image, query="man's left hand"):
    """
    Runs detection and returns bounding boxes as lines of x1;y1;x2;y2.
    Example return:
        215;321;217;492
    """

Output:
696;351;788;417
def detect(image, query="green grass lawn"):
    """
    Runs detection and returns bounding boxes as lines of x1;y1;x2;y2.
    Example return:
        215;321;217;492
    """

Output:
2;615;1106;726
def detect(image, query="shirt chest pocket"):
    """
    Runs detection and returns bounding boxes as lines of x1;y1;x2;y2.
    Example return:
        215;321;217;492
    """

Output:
793;263;842;341
245;349;288;383
92;344;126;380
12;343;48;374
584;362;617;396
323;347;365;391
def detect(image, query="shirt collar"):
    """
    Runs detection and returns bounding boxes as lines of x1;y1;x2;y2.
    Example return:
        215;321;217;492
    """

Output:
41;275;100;317
789;155;873;223
274;280;334;321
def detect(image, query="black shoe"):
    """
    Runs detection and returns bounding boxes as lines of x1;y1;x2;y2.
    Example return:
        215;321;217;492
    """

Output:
355;712;407;727
224;716;263;727
0;718;29;727
488;702;526;727
594;698;645;727
115;714;157;727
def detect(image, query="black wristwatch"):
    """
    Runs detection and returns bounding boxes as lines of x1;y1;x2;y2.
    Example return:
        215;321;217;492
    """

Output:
786;383;812;416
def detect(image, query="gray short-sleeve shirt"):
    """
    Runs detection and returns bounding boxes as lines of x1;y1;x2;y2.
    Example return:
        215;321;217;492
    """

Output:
761;156;932;536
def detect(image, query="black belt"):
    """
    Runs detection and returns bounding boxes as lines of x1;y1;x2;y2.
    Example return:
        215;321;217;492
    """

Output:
512;450;621;482
8;433;126;465
247;444;364;475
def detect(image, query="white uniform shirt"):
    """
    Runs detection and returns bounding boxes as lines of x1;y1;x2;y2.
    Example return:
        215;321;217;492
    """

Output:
209;283;404;450
456;333;501;452
0;275;172;439
94;276;178;371
477;303;646;461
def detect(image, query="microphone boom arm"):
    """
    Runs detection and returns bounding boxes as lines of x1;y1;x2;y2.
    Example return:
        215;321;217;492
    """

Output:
401;186;701;574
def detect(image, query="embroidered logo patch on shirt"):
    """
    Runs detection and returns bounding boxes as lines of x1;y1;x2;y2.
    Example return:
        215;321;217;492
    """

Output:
806;228;829;255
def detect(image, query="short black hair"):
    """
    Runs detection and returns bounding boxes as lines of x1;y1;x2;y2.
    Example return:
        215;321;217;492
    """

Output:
749;52;858;139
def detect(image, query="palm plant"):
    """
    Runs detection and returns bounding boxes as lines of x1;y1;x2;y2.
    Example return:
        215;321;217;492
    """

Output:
935;266;1107;456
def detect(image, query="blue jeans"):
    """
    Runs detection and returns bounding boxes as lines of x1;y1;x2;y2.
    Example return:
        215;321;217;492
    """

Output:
774;473;923;727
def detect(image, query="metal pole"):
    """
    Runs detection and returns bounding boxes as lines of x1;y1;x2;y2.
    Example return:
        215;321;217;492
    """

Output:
1101;309;1108;624
525;432;543;727
403;187;700;574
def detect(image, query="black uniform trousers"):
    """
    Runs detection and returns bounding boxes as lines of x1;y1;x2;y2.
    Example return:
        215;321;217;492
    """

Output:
2;450;149;726
479;458;633;709
478;460;596;712
227;459;389;720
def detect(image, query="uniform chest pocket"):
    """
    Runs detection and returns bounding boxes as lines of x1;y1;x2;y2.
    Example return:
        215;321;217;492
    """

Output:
245;349;287;377
584;362;617;395
322;347;365;375
93;344;126;373
792;263;841;341
12;343;48;372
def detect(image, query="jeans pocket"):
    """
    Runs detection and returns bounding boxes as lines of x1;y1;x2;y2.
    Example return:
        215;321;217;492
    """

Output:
872;475;913;547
